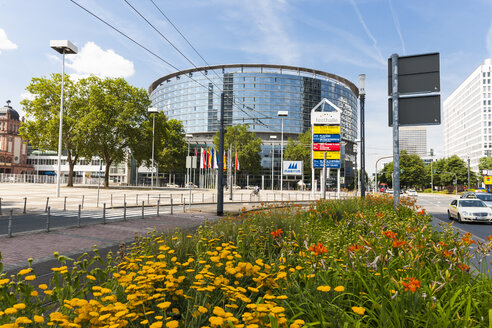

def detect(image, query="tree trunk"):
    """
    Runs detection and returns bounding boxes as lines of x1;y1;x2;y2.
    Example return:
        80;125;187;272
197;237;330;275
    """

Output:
104;159;112;188
65;149;78;187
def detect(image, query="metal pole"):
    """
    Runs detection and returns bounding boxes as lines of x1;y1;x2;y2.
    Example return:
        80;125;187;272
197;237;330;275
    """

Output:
189;181;192;212
111;194;113;207
229;145;233;200
431;160;433;193
97;161;101;207
455;174;458;195
280;118;284;192
170;197;174;215
123;202;127;221
467;157;471;191
359;74;366;198
157;199;160;216
56;50;65;198
64;196;67;211
23;197;27;214
8;209;12;238
391;53;400;208
142;201;145;219
45;197;49;213
322;151;327;199
271;142;274;190
103;203;106;224
82;195;84;209
337;168;340;199
78;204;81;227
0;197;2;215
46;206;50;232
217;92;225;216
151;112;155;190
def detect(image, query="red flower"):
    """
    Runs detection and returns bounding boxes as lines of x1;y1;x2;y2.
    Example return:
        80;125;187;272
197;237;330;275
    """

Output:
392;240;407;249
442;250;454;258
457;263;470;271
309;243;328;256
401;277;421;292
460;233;476;246
347;244;364;253
382;230;398;240
270;229;283;239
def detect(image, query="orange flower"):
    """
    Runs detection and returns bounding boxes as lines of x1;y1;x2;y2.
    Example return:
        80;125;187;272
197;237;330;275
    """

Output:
417;209;426;215
460;233;476;246
391;240;407;248
376;212;384;219
401;277;421;292
347;244;364;253
438;241;449;247
382;230;398;240
270;229;283;239
309;243;328;256
457;263;470;271
442;250;453;258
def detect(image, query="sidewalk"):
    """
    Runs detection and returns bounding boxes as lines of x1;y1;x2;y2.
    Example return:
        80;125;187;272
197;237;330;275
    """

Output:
0;204;231;272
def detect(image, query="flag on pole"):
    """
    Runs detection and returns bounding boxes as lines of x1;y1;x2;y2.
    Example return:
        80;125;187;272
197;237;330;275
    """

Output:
200;148;205;169
207;148;212;168
235;151;240;171
194;148;198;157
212;149;218;169
224;152;227;170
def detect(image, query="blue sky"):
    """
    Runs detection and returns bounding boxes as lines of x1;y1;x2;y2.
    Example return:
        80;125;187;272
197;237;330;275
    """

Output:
1;0;492;174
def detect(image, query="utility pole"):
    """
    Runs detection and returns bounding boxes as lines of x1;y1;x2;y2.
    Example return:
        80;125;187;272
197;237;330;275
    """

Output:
467;156;471;191
391;54;400;208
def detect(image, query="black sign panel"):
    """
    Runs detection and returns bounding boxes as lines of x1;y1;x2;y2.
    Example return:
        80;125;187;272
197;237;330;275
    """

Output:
388;95;441;126
388;53;440;95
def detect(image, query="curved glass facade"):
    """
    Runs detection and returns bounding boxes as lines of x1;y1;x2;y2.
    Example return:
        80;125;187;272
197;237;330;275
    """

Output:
149;64;359;188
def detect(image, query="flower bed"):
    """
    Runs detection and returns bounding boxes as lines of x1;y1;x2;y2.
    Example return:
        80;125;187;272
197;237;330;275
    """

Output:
1;194;492;327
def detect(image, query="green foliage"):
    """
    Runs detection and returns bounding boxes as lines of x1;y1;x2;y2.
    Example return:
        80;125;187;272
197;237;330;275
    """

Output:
213;124;263;174
158;119;187;174
478;156;492;171
284;128;311;176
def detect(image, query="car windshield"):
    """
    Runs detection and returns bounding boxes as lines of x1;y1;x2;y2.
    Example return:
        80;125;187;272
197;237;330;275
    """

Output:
459;200;486;207
476;194;492;201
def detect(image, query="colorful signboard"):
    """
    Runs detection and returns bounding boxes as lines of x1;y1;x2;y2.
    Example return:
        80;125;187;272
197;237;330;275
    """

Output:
283;161;303;175
313;159;341;168
312;134;340;143
313;151;341;160
313;126;341;134
484;176;492;185
311;111;341;125
312;143;341;151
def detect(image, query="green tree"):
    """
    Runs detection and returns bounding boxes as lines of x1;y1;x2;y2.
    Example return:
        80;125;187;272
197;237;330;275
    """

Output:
478;156;492;171
157;119;187;179
20;74;92;187
79;76;151;188
213;124;263;174
284;128;311;176
376;152;427;189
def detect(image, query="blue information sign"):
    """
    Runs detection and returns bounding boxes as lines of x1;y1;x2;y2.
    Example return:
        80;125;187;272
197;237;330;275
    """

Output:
313;134;340;143
312;159;341;168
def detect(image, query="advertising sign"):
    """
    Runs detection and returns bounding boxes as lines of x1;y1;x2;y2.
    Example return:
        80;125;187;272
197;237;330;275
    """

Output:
482;170;492;176
311;111;341;125
313;151;340;160
313;126;341;134
283;161;303;175
313;134;340;143
312;143;340;151
313;159;341;168
484;176;492;185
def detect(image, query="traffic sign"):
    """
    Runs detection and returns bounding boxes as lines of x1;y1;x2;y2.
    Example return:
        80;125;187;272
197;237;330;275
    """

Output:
313;151;340;160
312;143;340;151
388;94;441;126
313;134;340;143
313;159;341;168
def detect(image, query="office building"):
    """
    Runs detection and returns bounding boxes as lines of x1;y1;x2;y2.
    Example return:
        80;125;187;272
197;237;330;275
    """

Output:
443;58;492;171
399;126;427;156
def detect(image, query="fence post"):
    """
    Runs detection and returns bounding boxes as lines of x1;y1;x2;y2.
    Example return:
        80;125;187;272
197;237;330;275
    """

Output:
82;195;84;209
183;198;186;213
23;197;27;214
136;194;138;205
124;202;127;221
45;197;49;213
64;196;67;211
0;197;2;215
46;206;50;232
170;197;173;215
78;204;81;227
8;209;13;238
142;201;145;219
157;199;160;216
103;203;106;224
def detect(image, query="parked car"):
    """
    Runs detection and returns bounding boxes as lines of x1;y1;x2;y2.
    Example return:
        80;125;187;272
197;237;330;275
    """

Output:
448;199;492;223
460;192;492;208
406;189;418;196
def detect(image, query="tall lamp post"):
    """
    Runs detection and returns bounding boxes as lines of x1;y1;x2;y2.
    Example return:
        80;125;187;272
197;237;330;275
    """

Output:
358;74;366;198
148;107;159;189
50;40;77;198
277;111;288;192
270;135;277;190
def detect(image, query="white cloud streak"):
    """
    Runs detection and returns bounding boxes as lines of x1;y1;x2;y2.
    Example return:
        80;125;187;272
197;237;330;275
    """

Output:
66;42;134;78
388;0;406;55
0;28;17;54
348;0;385;65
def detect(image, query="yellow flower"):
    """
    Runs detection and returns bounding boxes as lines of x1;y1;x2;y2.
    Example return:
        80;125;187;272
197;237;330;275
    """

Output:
271;306;284;314
166;320;179;328
15;317;32;324
30;290;39;297
290;319;305;328
0;278;10;285
86;275;96;281
34;315;44;323
38;284;48;290
44;290;53;295
352;306;366;315
157;302;171;310
150;322;163;328
317;285;331;292
18;268;32;276
24;275;36;281
13;303;26;310
198;306;208;314
334;286;345;292
172;308;180;314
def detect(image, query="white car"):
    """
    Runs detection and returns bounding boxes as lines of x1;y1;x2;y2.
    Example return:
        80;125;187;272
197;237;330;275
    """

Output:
406;189;418;196
448;199;492;223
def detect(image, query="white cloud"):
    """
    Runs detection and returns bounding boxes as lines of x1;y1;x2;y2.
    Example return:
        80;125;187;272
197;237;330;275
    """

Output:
20;92;35;101
66;42;134;78
0;28;17;54
487;20;492;57
388;0;406;55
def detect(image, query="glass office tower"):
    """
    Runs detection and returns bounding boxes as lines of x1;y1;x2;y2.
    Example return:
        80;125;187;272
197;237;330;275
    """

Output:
149;64;359;188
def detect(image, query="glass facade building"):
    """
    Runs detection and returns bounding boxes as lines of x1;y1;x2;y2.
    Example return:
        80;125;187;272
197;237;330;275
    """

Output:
149;64;359;188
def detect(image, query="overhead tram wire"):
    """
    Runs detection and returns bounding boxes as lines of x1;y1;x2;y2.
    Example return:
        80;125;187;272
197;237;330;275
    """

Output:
70;0;264;126
122;0;272;123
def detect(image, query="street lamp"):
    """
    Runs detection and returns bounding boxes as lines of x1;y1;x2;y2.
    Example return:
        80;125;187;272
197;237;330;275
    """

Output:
277;111;288;192
358;74;366;198
185;134;193;185
270;135;277;190
50;40;77;198
148;107;159;189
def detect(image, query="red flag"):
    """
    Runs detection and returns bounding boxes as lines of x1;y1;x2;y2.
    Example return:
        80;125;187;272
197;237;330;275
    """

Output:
194;148;197;156
235;151;240;171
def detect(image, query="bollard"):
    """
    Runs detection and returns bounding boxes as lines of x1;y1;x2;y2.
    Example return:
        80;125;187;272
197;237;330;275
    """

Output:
82;195;85;209
23;197;27;214
183;198;186;213
46;206;51;232
0;197;2;215
78;204;81;227
124;202;127;221
103;203;106;224
7;209;13;238
157;199;160;216
170;197;173;215
64;196;67;211
136;194;139;205
45;197;49;213
202;193;204;203
111;194;113;207
142;201;145;219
